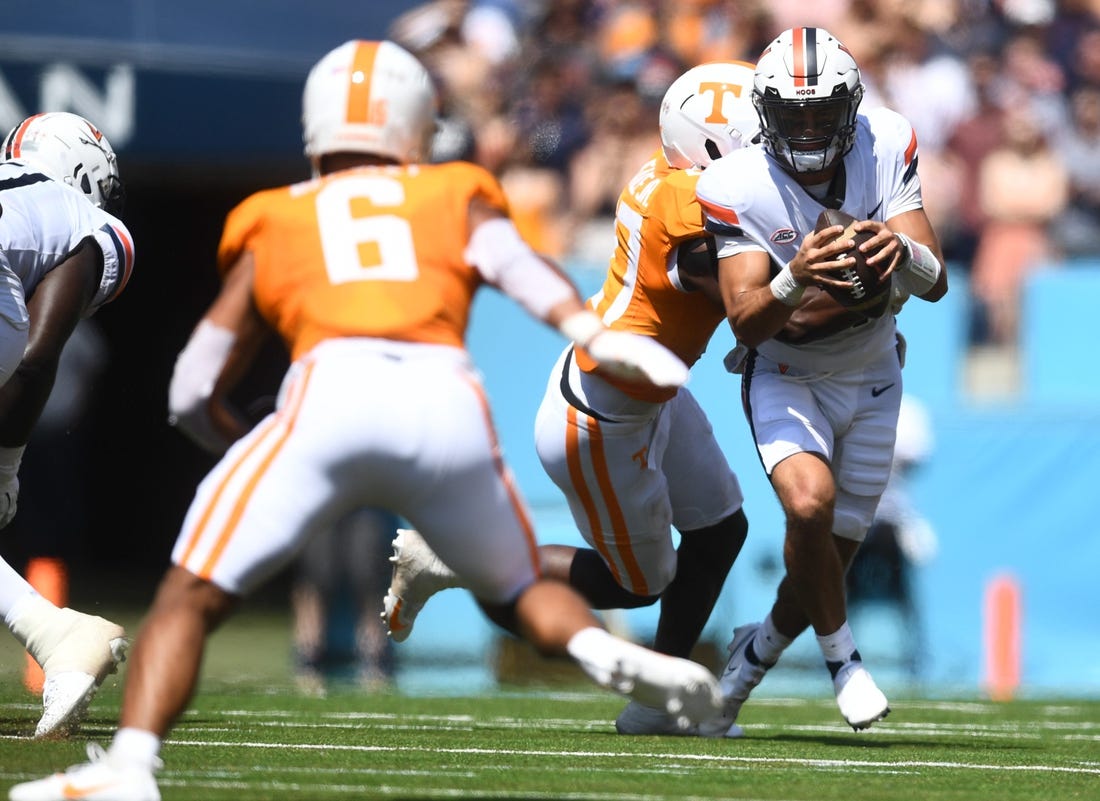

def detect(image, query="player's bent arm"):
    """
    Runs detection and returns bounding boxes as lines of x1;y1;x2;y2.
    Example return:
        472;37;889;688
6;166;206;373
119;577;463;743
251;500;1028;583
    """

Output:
718;250;801;349
0;238;101;448
0;239;100;525
883;208;948;302
465;204;687;389
779;288;867;344
168;253;272;454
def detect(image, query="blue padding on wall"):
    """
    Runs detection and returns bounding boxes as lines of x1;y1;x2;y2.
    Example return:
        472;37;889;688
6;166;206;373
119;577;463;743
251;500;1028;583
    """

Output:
894;270;968;405
1023;265;1100;404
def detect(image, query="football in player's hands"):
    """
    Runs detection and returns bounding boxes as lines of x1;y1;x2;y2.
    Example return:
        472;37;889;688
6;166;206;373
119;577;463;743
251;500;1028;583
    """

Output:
813;209;891;317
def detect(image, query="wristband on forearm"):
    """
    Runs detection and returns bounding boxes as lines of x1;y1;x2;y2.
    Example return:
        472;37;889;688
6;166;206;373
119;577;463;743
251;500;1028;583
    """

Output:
769;264;805;306
895;232;942;295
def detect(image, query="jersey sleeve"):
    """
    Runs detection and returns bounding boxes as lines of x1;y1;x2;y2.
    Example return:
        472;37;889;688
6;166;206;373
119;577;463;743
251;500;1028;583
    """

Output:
217;190;276;277
87;215;136;311
695;156;750;238
871;107;924;220
694;154;767;258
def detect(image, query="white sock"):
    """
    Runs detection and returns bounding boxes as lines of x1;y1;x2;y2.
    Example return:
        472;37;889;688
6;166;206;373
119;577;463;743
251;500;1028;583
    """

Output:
565;626;624;684
0;555;38;623
816;621;858;665
753;614;793;666
566;626;615;661
6;592;55;650
110;727;162;770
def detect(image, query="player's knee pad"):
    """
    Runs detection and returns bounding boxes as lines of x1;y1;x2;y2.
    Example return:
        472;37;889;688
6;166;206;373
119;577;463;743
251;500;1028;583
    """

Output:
833;489;881;542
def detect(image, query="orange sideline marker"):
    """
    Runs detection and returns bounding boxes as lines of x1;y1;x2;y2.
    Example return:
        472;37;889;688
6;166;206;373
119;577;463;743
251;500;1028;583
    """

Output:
983;573;1021;702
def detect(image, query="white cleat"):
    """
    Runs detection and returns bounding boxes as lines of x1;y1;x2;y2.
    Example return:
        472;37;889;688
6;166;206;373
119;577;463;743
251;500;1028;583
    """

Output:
697;623;768;737
28;609;128;739
9;743;161;801
616;700;743;738
574;635;722;727
381;528;458;643
833;660;890;730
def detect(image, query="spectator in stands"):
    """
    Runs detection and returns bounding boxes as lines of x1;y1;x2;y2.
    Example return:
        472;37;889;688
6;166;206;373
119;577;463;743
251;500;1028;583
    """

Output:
1051;85;1100;258
880;15;976;155
567;67;667;260
944;49;1010;267
970;103;1069;346
662;0;773;69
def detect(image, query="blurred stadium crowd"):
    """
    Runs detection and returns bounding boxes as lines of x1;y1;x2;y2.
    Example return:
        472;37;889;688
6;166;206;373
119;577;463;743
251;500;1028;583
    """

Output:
387;0;1100;350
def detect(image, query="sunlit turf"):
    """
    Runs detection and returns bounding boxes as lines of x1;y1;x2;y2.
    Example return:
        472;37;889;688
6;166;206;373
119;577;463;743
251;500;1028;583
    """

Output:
1;608;1097;800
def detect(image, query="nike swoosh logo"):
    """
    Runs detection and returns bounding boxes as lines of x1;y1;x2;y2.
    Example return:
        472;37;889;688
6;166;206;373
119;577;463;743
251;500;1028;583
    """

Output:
867;201;883;219
871;383;895;397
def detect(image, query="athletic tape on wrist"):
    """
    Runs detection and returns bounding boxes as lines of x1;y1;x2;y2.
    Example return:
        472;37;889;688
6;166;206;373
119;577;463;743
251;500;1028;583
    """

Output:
895;232;941;295
769;264;805;306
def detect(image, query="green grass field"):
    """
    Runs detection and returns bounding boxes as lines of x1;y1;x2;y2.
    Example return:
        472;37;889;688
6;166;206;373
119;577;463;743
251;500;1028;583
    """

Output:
0;607;1097;800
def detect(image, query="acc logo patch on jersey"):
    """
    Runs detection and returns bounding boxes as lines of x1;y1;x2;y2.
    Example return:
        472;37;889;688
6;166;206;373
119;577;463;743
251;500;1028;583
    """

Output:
770;228;797;244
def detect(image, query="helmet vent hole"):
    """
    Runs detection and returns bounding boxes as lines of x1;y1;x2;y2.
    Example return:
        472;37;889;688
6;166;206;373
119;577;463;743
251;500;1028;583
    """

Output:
704;139;722;161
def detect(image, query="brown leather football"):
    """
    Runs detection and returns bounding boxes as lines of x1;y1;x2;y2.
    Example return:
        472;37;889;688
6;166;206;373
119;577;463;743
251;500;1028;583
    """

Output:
813;209;891;316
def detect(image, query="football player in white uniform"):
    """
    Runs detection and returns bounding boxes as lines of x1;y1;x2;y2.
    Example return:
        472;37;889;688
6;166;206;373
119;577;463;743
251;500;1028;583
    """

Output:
10;41;722;801
694;27;948;733
0;112;133;739
384;61;759;738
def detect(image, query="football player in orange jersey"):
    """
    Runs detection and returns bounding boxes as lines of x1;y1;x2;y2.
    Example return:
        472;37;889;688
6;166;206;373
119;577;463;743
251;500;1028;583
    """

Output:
0;112;132;740
383;61;762;738
10;41;724;801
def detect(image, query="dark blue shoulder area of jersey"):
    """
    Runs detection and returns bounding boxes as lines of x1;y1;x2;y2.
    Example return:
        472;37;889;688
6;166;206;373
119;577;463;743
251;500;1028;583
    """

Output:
705;219;743;237
0;171;49;192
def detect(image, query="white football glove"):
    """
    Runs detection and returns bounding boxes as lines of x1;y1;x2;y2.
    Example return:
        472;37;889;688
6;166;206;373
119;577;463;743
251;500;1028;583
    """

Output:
586;330;689;388
560;312;688;389
560;311;689;389
0;445;24;529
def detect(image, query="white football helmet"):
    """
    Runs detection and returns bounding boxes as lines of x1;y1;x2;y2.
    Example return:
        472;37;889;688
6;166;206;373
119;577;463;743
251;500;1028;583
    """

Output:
1;112;123;214
659;60;759;169
752;27;864;174
302;39;437;168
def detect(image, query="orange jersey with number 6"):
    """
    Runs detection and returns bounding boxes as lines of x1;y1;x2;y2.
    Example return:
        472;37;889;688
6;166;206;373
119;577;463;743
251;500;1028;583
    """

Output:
574;150;725;402
218;161;509;360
